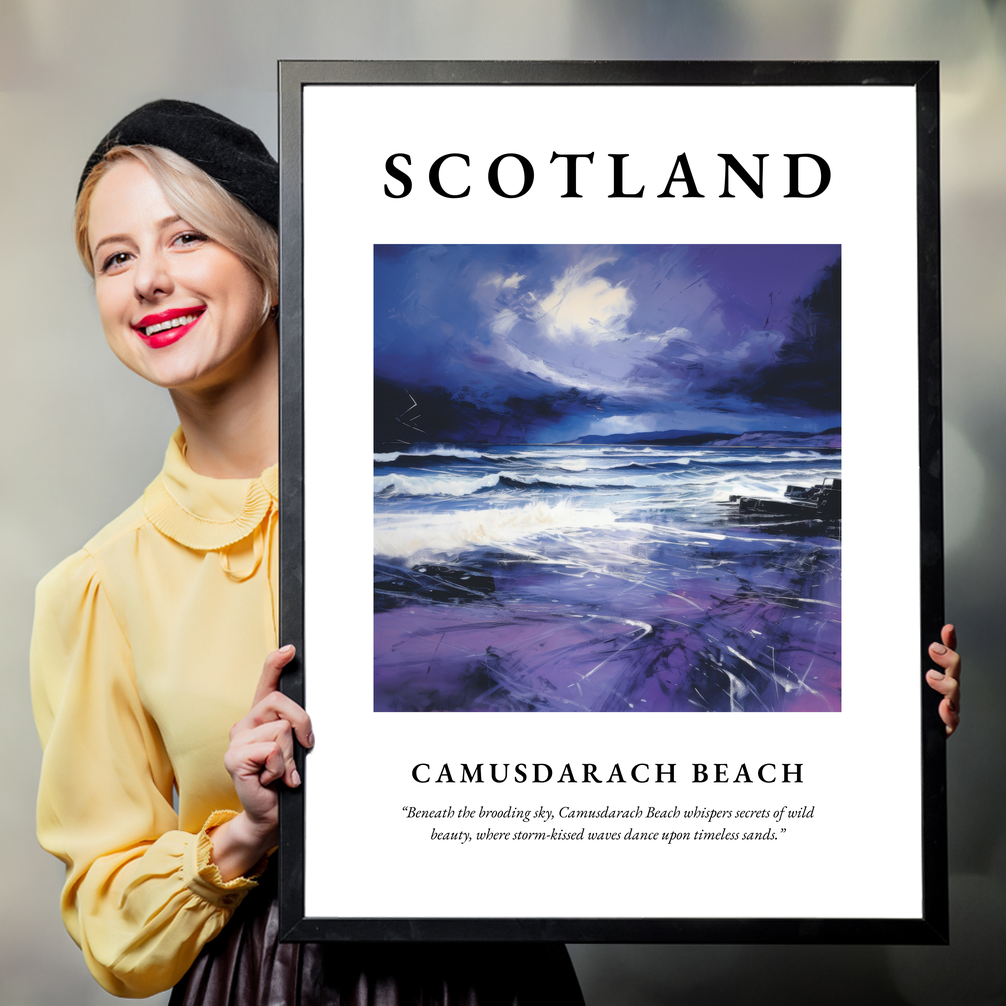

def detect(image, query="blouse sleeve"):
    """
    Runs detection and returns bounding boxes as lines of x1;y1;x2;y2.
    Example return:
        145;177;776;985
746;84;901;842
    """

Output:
31;549;262;998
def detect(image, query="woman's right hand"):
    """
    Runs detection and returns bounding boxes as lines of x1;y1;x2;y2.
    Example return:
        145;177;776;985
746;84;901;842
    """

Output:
209;645;314;881
926;624;961;737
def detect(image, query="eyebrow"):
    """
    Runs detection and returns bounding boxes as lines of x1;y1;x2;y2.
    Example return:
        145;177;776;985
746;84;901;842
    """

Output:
91;215;185;258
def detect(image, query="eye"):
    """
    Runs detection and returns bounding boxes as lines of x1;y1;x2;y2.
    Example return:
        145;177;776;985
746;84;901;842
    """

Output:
100;251;132;274
172;230;208;249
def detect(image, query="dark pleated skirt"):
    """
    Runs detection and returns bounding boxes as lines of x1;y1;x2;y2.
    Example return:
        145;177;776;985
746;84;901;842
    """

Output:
169;869;585;1006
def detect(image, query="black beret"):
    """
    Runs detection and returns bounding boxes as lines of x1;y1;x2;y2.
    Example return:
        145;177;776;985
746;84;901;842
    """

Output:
78;99;278;228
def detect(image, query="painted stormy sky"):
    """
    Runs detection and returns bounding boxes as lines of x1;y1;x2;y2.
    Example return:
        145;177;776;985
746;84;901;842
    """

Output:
374;244;841;446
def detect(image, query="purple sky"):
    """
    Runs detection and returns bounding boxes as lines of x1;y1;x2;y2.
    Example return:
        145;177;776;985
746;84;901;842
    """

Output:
374;244;841;443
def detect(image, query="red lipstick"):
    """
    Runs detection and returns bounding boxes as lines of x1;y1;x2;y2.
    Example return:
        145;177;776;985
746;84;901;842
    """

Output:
132;306;206;349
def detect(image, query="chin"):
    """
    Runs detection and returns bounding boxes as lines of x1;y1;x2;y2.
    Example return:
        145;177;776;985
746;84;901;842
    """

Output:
110;322;271;393
122;353;217;391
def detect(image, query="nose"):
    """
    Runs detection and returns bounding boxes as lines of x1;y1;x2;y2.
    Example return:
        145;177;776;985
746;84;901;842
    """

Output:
133;247;173;303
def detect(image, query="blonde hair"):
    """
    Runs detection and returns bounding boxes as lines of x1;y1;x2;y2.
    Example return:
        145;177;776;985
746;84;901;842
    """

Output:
75;145;278;322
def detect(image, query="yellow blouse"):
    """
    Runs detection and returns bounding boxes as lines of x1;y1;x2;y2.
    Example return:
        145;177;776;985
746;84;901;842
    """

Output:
31;428;279;998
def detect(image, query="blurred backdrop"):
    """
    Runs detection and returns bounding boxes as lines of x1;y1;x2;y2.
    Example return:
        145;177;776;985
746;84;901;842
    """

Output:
1;1;1003;1003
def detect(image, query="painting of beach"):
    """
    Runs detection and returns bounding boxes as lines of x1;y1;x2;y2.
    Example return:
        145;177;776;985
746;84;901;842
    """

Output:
373;245;841;712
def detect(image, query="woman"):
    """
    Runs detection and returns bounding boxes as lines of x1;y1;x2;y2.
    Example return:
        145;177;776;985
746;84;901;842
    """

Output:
31;100;586;1003
33;99;962;1003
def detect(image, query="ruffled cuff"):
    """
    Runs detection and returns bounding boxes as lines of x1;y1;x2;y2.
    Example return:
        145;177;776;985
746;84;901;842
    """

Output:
182;810;269;910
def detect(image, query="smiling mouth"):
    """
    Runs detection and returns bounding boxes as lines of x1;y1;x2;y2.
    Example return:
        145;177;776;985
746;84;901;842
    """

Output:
135;307;206;338
131;307;207;349
142;313;199;337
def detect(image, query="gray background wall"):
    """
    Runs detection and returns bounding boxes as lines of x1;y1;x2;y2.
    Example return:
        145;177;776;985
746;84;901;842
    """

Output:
1;2;1003;1003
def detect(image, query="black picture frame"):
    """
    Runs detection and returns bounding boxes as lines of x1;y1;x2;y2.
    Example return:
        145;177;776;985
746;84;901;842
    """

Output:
277;60;945;944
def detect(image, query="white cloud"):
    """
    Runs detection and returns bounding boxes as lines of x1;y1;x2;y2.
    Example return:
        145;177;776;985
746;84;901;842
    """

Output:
490;307;522;336
480;270;527;292
587;414;666;434
533;256;635;346
723;330;785;366
495;341;628;396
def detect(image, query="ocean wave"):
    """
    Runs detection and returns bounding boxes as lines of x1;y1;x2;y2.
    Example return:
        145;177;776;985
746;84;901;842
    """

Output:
375;468;689;497
499;473;673;491
505;446;693;461
554;458;690;473
375;472;501;496
374;500;618;561
374;447;487;464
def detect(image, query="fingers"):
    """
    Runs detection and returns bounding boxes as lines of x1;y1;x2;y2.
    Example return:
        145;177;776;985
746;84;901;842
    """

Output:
926;687;960;736
926;625;961;738
928;635;961;682
926;665;961;738
233;689;314;750
249;720;298;788
939;698;961;737
224;645;313;808
941;623;957;653
244;644;314;750
225;739;288;788
226;719;301;788
926;667;959;705
252;644;297;707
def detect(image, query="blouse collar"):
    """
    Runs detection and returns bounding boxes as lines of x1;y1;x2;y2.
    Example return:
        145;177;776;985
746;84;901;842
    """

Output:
143;428;278;551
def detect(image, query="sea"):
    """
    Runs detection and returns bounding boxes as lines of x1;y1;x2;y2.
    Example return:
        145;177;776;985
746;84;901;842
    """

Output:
373;444;841;713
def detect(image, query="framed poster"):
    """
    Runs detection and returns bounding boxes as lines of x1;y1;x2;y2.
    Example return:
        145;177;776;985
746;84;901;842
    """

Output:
277;61;946;943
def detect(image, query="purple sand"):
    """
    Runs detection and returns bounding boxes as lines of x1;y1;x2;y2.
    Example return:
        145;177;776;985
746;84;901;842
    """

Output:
374;525;840;713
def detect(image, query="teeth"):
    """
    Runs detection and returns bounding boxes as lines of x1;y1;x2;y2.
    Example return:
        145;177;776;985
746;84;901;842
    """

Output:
142;313;199;337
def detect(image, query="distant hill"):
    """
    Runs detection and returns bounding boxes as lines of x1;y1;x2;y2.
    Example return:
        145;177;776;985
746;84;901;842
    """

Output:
704;430;841;449
559;429;719;445
560;428;842;449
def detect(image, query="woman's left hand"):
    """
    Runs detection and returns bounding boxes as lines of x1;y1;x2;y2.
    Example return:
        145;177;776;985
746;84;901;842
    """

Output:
926;624;961;737
209;645;313;881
